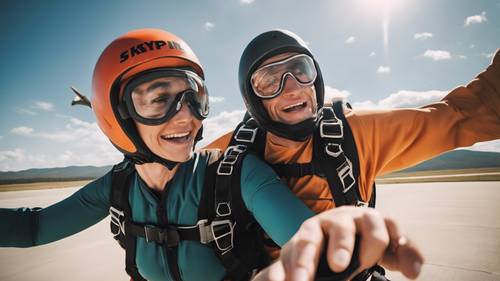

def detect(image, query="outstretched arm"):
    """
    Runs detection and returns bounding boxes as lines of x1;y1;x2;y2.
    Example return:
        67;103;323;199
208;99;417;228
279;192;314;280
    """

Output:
0;173;112;247
348;50;500;194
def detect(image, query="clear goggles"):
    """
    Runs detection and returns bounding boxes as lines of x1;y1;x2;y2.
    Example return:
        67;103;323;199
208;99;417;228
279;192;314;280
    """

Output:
121;69;209;125
251;54;317;99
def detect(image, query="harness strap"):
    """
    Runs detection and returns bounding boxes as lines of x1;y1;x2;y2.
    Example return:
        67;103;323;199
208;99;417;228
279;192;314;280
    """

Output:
109;160;147;281
213;143;257;281
156;181;183;281
271;162;322;178
315;105;363;207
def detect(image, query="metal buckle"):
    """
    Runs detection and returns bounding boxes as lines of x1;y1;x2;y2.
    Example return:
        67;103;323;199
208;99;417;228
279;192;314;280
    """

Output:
320;117;343;139
337;159;355;193
325;143;343;158
216;202;231;217
197;220;214;244
356;200;368;207
144;225;155;243
109;206;125;236
234;125;258;143
144;225;179;247
217;163;233;176
211;220;235;254
217;145;247;176
223;144;247;158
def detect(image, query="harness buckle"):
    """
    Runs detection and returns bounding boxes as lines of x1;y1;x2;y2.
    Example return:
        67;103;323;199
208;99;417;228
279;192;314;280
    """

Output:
320;117;343;139
337;158;356;193
234;125;258;143
211;220;235;254
216;202;232;217
144;225;180;247
109;206;125;236
194;220;215;244
217;163;233;176
223;145;247;159
217;145;247;176
356;200;368;207
325;143;343;158
144;225;155;243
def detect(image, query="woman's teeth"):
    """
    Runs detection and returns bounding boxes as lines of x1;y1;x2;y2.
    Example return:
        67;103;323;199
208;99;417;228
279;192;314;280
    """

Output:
161;131;191;142
283;102;306;112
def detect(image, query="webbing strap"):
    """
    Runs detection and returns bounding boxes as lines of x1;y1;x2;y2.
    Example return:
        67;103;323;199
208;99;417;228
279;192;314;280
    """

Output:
109;160;147;281
316;103;366;207
271;162;317;178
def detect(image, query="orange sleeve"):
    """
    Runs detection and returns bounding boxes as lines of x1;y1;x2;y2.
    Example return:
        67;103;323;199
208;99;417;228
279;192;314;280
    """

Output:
348;49;500;198
203;130;234;150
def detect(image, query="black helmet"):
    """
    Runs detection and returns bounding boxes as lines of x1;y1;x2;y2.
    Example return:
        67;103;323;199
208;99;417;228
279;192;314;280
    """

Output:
238;29;325;141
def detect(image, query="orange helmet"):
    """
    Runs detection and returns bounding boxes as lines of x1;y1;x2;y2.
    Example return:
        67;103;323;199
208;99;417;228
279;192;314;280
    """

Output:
91;28;205;167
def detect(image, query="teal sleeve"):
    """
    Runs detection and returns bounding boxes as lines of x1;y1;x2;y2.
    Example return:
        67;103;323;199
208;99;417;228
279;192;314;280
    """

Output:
0;171;113;247
240;154;314;246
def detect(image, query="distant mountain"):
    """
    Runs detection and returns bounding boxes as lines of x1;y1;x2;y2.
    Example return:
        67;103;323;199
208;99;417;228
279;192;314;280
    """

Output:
1;150;499;184
399;150;500;172
0;165;112;184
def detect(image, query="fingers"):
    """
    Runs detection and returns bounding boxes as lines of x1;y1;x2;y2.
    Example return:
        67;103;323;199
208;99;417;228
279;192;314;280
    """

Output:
280;219;324;281
325;215;356;272
265;206;425;281
380;217;424;280
252;260;285;281
356;209;390;270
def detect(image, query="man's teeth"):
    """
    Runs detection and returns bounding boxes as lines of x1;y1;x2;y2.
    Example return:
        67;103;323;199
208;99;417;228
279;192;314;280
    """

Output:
163;132;190;139
283;102;306;111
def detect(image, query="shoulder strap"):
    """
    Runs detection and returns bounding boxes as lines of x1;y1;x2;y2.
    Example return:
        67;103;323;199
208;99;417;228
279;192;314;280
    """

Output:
230;118;266;157
111;160;185;281
200;142;271;280
109;159;148;281
315;102;366;207
331;102;377;208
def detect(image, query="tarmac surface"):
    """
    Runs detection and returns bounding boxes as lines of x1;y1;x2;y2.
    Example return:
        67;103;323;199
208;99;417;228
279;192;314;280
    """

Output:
0;181;499;281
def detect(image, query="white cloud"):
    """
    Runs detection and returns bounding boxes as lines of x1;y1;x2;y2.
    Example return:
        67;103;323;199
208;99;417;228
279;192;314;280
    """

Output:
1;118;122;171
466;139;500;153
15;108;37;115
0;135;3;140
204;22;215;31
414;32;433;40
458;55;467;59
352;90;447;109
369;52;376;57
464;11;487;26
345;36;355;44
32;101;54;111
240;0;255;4
470;44;475;49
377;66;391;73
209;96;225;103
481;52;494;59
11;126;34;136
324;86;351;105
197;110;246;147
423;49;451;61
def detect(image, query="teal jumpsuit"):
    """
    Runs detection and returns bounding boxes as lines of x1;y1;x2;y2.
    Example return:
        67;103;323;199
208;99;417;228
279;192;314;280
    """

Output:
0;150;314;281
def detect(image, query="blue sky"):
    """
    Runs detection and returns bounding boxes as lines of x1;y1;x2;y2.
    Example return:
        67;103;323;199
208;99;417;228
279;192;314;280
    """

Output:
0;0;499;171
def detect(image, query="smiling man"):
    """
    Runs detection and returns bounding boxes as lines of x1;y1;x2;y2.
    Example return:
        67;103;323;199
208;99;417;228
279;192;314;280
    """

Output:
206;29;500;280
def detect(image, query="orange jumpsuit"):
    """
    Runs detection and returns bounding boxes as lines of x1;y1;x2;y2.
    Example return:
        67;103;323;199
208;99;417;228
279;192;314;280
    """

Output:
206;50;500;238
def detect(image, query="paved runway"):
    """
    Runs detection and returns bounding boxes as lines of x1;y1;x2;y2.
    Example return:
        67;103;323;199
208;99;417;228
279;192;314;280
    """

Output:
0;181;499;281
